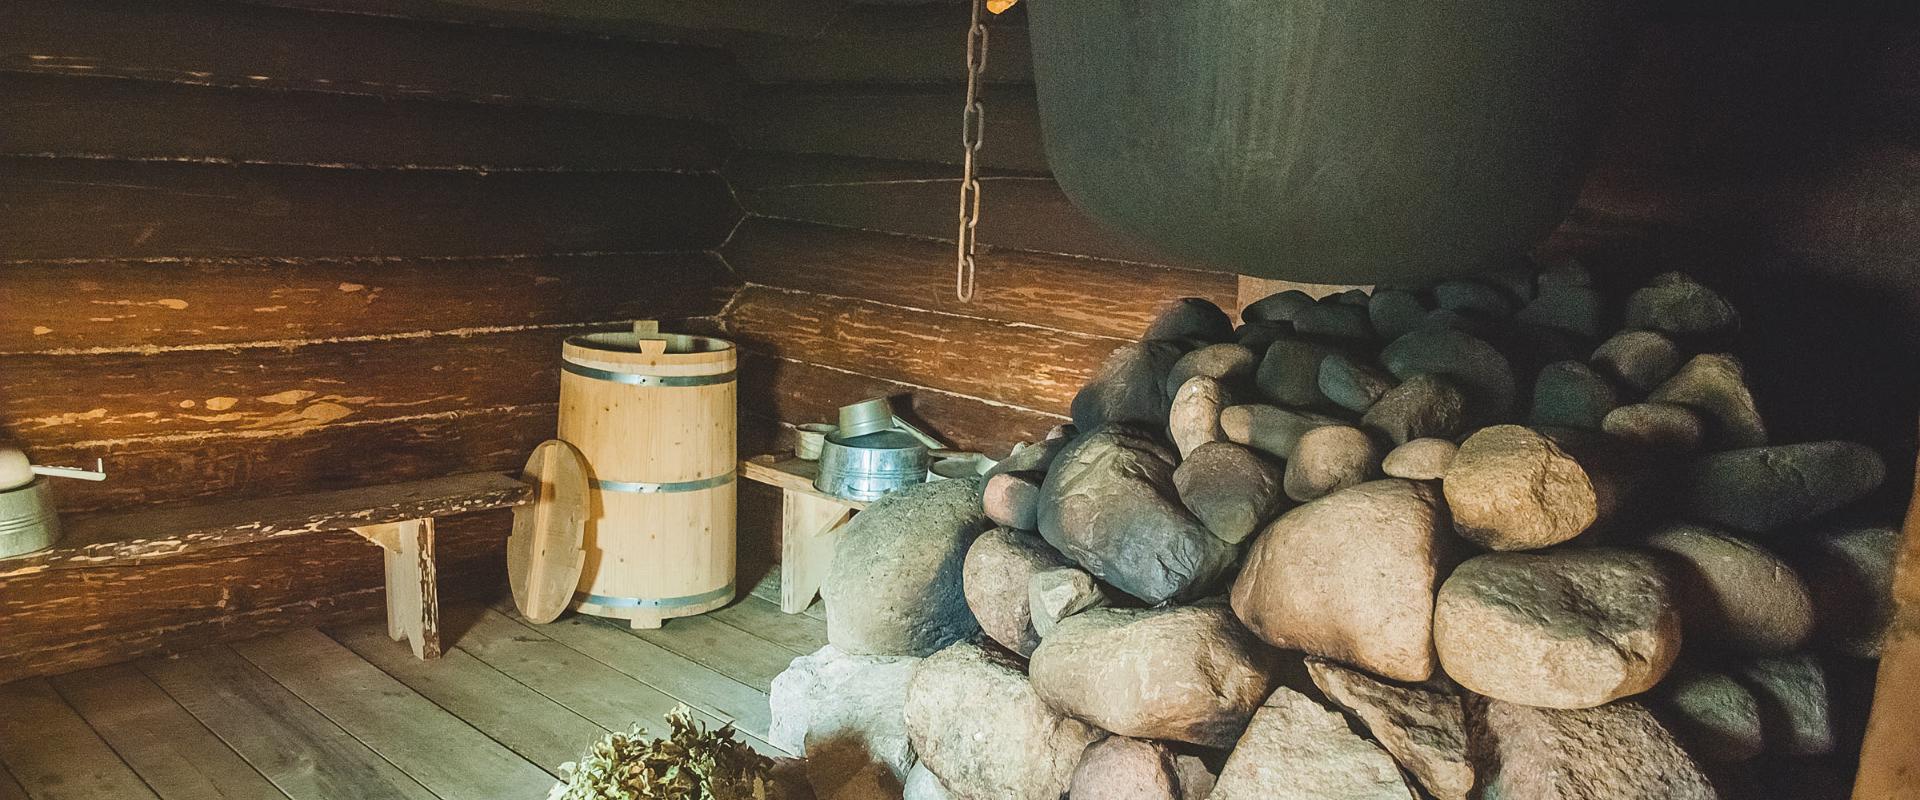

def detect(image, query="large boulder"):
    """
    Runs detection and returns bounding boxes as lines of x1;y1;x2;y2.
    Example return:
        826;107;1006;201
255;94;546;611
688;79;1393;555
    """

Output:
1435;549;1681;709
1030;605;1276;748
902;762;954;800
1642;523;1814;655
1037;427;1237;604
1067;737;1213;800
962;528;1070;657
824;478;992;656
1681;442;1885;534
1307;659;1474;800
1466;697;1718;799
1070;341;1185;431
1230;479;1447;682
1210;687;1416;800
1442;425;1622;551
904;643;1104;800
769;645;922;791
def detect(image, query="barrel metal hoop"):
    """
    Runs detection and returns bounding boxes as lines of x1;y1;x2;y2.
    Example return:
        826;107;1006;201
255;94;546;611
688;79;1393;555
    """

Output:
594;470;736;494
561;361;736;387
573;582;734;610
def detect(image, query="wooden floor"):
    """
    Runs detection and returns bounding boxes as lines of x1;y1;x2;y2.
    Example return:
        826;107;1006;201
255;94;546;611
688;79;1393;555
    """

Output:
0;574;826;800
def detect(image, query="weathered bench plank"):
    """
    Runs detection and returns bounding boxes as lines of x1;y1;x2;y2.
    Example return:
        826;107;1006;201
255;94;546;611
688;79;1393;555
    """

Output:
0;472;530;577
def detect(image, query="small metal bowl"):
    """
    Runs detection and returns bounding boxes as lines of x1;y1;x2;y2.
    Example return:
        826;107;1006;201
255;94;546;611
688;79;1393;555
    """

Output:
815;430;928;501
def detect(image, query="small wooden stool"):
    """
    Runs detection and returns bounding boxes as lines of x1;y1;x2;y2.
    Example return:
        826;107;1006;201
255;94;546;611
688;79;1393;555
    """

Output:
741;454;869;614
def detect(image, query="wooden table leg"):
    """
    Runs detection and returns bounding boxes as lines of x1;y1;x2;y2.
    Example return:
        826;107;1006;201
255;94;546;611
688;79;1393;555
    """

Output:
780;491;854;614
351;518;441;660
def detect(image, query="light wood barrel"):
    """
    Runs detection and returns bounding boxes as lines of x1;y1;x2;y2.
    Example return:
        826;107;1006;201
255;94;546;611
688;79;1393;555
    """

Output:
558;331;736;628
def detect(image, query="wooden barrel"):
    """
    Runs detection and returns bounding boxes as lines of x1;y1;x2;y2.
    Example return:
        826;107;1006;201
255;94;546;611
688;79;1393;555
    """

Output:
558;330;736;629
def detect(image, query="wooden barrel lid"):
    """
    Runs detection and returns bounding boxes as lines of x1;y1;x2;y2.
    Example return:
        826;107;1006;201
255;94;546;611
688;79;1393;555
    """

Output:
508;440;590;624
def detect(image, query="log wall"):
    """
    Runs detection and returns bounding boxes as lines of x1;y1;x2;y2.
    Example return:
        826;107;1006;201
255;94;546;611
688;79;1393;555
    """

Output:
0;0;740;680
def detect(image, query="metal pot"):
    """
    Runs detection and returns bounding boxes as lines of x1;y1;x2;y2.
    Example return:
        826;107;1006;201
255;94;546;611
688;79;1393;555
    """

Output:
0;477;60;559
815;430;929;501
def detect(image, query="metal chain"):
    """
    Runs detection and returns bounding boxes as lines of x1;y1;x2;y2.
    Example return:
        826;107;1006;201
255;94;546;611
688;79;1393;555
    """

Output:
955;0;990;303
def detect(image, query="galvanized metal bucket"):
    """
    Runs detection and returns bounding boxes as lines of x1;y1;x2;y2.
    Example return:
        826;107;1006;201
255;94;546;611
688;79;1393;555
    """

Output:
815;430;929;501
0;478;60;559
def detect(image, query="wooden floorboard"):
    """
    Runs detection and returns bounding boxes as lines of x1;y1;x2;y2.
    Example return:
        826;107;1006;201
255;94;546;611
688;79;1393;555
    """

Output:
232;630;556;800
706;594;829;657
0;679;160;800
626;611;800;692
504;605;781;748
328;619;605;775
451;608;779;753
139;647;439;800
50;664;288;800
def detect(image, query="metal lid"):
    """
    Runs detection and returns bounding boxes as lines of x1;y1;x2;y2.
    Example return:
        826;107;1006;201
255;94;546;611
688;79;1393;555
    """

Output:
837;397;896;438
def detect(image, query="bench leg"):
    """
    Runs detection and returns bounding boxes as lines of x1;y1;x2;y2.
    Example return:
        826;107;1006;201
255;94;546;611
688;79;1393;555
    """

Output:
781;492;854;614
351;518;441;660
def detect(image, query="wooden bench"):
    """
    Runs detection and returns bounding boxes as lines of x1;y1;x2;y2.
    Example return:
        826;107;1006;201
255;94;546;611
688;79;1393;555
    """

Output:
741;454;868;614
0;472;532;659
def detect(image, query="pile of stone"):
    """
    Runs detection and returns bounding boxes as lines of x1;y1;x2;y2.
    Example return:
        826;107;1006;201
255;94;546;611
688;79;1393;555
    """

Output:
770;262;1902;800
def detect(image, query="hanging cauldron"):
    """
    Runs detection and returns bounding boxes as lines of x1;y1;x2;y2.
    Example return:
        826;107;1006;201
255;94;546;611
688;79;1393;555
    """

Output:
1025;1;1646;284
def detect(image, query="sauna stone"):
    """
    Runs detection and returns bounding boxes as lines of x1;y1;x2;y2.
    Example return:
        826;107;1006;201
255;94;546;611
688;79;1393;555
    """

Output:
1655;668;1766;763
982;470;1044;531
1028;566;1109;639
1143;297;1234;343
1167;375;1227;458
1648;353;1769;449
1173;441;1285;544
904;642;1103;800
1624;272;1741;345
1380;328;1517;425
1528;360;1617;430
1070;340;1185;431
1037;427;1237;604
903;762;954;800
1031;605;1276;748
1602;402;1705;452
1234;321;1291;354
1231;479;1445;682
1360;374;1467;445
1367;289;1429;343
1472;260;1539;303
1590;329;1683;394
1435;549;1681;709
1643;523;1814;654
1317;353;1397;413
1381;437;1457;481
1681;441;1885;534
1433;279;1515;317
1513;282;1606;339
768;644;921;784
1293;301;1374;343
962;528;1069;657
1163;342;1258;399
1741;653;1834;756
986;437;1071;479
1443;425;1604;551
1255;337;1349;408
1219;403;1344;460
1468;697;1718;800
1307;658;1473;800
1283;425;1381;502
1241;289;1315;324
1068;737;1199;800
1209;687;1415;800
823;477;991;657
1801;525;1901;658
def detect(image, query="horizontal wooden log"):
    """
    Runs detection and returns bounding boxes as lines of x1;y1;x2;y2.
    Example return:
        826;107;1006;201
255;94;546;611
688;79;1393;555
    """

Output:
2;252;733;354
728;285;1112;412
3;328;596;446
28;404;557;514
246;0;889;41
724;217;1234;340
729;6;1032;84
1;72;726;171
4;473;531;577
731;85;1047;172
0;0;736;119
728;152;1177;264
738;352;1062;455
0;509;509;684
0;158;739;259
